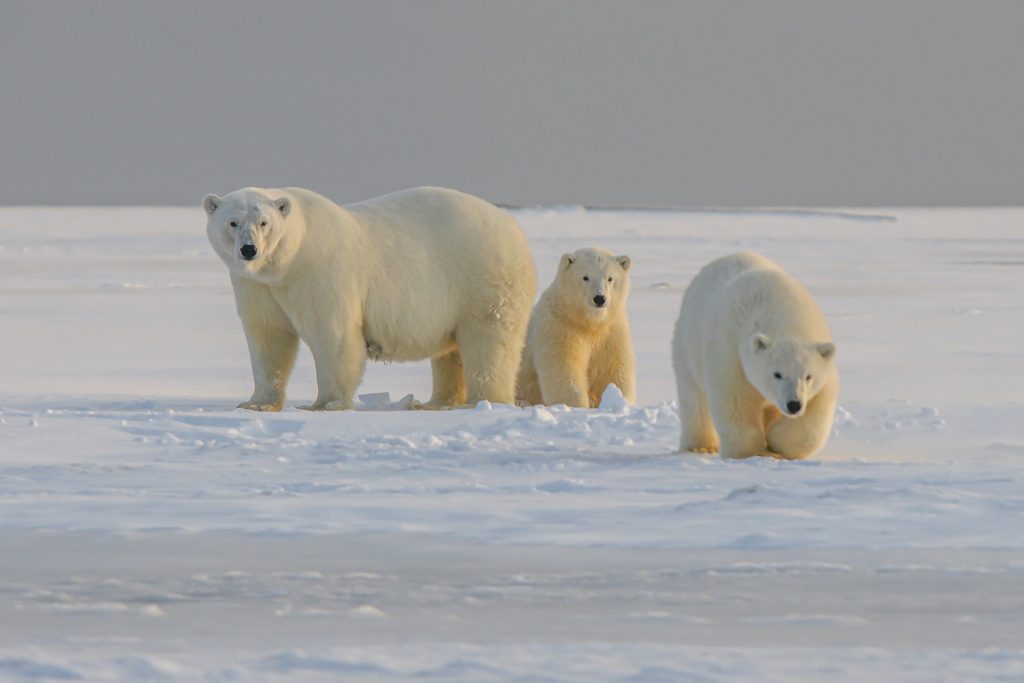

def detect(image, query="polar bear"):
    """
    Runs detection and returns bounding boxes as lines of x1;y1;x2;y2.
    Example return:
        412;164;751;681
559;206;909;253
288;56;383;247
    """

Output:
203;186;536;411
671;252;838;460
516;247;635;408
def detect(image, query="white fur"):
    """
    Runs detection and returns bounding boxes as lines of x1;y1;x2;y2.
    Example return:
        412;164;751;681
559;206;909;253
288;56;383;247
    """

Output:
517;247;635;408
671;252;838;460
204;186;537;411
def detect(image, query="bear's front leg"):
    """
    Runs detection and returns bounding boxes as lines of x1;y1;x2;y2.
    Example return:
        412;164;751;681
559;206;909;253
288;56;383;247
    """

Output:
590;322;637;406
677;378;718;454
766;378;838;460
536;335;591;408
299;326;367;411
709;384;781;459
233;278;300;412
239;325;300;411
424;350;468;409
515;348;543;406
717;425;775;460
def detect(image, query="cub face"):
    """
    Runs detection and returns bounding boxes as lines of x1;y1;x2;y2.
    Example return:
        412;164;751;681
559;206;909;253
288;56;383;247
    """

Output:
739;333;836;417
558;248;632;320
203;189;295;282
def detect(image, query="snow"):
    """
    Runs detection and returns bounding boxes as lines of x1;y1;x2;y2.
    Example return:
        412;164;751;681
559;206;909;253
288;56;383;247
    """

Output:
1;205;1023;680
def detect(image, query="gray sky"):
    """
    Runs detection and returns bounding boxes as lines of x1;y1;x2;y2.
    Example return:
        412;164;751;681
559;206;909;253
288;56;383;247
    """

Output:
2;1;1022;207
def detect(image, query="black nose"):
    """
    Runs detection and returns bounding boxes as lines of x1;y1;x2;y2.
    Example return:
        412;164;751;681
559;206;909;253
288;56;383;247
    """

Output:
786;400;802;415
593;295;607;307
240;244;257;260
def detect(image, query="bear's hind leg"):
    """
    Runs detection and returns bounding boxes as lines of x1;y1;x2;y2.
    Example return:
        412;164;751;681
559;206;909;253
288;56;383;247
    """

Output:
425;350;468;408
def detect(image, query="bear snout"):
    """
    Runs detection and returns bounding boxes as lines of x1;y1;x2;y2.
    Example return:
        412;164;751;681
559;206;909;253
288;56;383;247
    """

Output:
592;294;607;307
786;400;802;415
240;244;258;260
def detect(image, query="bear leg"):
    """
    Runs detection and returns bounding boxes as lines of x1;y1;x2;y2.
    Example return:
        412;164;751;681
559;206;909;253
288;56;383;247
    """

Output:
590;322;636;406
535;335;591;408
300;327;367;411
238;323;300;411
426;350;468;408
456;323;521;405
234;279;299;412
677;378;718;454
709;384;780;459
515;348;542;406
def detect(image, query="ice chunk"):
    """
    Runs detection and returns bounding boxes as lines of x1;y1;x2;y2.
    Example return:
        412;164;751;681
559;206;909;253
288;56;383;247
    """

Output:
392;393;417;409
357;392;391;409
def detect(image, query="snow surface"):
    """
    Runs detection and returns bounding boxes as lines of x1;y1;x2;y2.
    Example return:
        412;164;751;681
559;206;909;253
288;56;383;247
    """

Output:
1;205;1023;681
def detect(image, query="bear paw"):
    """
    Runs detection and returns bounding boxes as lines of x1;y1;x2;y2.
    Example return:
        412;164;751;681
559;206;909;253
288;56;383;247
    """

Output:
298;399;354;411
414;400;466;411
721;450;785;460
237;401;283;412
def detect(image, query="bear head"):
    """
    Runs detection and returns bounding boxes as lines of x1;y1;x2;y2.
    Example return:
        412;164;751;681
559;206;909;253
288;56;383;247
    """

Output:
557;247;632;321
739;333;836;417
203;188;300;282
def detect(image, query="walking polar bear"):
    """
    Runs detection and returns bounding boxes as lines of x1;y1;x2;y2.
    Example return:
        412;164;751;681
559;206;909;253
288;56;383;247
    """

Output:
204;186;536;411
672;252;838;460
517;247;636;408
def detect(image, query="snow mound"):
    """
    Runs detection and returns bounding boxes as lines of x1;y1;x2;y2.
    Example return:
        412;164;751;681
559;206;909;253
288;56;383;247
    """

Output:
599;383;630;414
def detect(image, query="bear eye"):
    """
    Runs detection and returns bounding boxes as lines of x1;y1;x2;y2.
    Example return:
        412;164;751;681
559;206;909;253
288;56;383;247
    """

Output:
229;221;237;227
260;220;267;227
806;374;812;381
607;277;613;283
583;276;589;281
773;372;782;380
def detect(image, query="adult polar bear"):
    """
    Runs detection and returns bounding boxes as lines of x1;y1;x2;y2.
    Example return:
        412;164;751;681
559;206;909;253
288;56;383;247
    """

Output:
672;252;838;460
204;186;536;411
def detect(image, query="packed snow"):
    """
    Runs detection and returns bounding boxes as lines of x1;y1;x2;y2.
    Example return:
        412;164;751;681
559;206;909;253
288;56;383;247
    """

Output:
1;205;1023;681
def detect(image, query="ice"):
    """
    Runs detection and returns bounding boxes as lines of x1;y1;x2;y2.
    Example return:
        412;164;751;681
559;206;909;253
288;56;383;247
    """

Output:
358;391;393;408
1;205;1024;680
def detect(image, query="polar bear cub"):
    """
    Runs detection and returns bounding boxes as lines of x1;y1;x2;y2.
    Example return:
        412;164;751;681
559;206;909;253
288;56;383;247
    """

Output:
672;252;838;460
204;186;536;411
516;247;636;408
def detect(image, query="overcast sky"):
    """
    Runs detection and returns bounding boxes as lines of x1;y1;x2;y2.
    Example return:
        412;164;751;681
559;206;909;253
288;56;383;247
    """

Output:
1;1;1021;207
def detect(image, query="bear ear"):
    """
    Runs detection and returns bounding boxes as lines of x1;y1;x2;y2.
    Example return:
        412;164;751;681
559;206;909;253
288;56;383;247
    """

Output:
275;197;291;217
818;342;836;360
560;253;576;270
202;194;221;216
616;255;632;272
751;333;771;352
